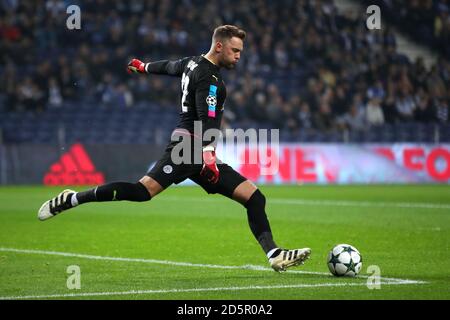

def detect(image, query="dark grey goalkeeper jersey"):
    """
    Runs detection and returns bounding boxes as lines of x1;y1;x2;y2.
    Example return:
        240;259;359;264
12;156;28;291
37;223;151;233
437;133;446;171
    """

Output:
146;55;226;146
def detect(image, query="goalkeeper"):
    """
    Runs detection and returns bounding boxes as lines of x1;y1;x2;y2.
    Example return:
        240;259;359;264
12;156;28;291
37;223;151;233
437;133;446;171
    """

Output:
38;25;311;272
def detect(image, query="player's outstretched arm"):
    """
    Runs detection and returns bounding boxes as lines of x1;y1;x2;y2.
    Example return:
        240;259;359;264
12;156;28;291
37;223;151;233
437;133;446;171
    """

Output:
127;57;192;77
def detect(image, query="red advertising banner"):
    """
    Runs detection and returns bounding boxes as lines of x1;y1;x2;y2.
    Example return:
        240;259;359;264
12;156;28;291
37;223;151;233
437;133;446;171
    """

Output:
41;143;449;186
43;143;105;185
218;144;450;184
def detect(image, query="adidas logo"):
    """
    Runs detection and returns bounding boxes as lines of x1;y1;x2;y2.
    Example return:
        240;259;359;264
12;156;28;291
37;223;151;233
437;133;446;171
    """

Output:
43;143;105;186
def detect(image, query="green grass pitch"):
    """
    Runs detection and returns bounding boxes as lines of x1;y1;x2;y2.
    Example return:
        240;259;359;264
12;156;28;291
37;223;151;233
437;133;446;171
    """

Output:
0;185;449;300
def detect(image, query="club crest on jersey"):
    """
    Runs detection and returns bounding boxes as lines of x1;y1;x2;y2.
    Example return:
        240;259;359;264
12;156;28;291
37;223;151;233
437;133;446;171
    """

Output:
163;165;173;174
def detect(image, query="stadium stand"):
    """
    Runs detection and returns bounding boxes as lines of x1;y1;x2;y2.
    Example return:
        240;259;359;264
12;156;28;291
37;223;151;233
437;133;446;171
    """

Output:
360;0;450;58
0;0;449;145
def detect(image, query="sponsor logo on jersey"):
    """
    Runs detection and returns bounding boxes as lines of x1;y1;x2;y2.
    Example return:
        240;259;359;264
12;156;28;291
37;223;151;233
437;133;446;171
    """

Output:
186;60;198;71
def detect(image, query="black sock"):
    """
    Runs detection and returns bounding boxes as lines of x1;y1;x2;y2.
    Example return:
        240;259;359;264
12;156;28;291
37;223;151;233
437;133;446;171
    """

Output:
76;182;151;204
244;189;277;254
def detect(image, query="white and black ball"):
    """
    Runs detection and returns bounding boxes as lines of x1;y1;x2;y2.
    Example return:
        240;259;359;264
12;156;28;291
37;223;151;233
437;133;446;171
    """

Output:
327;244;362;277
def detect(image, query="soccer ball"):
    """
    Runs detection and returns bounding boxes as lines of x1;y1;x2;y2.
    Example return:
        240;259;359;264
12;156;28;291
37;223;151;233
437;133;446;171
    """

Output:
327;244;363;277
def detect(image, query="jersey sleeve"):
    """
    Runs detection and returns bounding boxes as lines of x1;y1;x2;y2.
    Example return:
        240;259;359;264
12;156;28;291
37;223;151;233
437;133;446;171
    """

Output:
145;56;192;77
194;73;221;147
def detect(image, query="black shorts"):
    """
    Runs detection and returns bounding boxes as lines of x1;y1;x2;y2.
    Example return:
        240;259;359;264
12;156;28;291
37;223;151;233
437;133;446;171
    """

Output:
147;146;247;198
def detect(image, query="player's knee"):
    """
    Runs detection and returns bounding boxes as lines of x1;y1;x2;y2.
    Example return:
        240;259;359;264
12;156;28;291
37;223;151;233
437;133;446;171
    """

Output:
139;176;164;198
134;182;152;201
244;189;266;210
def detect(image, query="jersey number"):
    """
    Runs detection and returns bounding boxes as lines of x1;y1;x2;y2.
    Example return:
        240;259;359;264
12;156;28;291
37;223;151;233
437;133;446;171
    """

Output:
180;60;198;113
181;73;189;113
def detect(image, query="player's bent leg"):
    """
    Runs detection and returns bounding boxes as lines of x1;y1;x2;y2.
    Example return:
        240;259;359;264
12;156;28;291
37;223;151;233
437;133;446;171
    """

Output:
139;176;165;198
231;179;258;205
37;178;161;221
232;181;277;255
232;180;311;272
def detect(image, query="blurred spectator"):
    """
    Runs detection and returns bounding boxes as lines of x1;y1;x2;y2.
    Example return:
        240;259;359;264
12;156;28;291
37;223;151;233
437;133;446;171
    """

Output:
395;89;416;121
314;102;336;131
433;97;449;123
298;101;313;129
331;83;349;118
116;84;134;108
265;84;284;128
342;105;366;131
47;77;63;108
282;95;300;132
366;97;385;126
414;88;435;122
367;80;386;101
16;77;46;112
366;98;384;126
340;94;366;131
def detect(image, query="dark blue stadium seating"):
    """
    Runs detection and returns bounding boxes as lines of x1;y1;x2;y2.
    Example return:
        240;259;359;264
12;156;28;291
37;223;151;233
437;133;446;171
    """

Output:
1;98;447;145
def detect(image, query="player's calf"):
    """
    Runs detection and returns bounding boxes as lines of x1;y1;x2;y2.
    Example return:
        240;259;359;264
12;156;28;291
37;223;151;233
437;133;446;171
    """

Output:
243;188;312;272
244;189;278;253
75;182;151;204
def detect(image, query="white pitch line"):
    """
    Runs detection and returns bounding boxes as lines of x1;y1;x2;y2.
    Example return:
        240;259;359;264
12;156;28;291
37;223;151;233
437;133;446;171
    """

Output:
0;247;426;286
270;198;450;210
159;196;450;210
0;281;421;300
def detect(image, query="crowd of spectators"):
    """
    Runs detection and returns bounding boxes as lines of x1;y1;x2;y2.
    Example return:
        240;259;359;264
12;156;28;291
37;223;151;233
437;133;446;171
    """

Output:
0;0;449;140
362;0;450;58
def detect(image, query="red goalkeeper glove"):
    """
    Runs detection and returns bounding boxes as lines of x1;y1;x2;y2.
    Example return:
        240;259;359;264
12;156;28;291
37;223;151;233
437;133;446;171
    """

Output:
200;146;219;184
127;58;147;74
